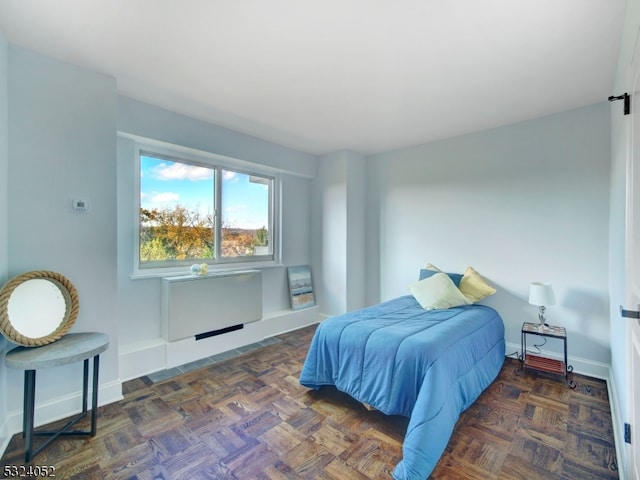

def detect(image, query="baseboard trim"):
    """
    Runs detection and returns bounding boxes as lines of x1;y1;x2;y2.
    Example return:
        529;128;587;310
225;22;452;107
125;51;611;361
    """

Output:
119;307;320;381
505;340;609;379
606;366;630;480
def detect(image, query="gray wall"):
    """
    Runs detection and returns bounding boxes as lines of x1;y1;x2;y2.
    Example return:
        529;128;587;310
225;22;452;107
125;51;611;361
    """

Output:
312;150;367;317
367;103;611;368
0;29;9;453
4;45;121;426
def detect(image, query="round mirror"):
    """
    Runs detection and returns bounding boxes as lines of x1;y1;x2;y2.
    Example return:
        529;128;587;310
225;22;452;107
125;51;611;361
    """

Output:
0;271;79;346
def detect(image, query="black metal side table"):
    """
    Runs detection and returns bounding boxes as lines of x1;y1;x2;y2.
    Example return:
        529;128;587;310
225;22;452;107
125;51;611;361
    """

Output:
520;322;575;388
5;332;109;461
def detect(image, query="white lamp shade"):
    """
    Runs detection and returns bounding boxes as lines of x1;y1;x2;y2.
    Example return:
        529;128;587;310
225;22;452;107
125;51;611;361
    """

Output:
529;282;555;306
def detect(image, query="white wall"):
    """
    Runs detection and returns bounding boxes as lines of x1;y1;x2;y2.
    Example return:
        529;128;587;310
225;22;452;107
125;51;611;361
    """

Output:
0;29;9;455
367;103;611;373
609;0;640;475
314;152;348;315
312;150;367;317
346;152;367;312
4;46;121;432
0;31;7;275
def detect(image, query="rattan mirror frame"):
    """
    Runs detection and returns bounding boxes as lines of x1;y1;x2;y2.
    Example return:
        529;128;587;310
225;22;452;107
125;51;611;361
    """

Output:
0;271;79;347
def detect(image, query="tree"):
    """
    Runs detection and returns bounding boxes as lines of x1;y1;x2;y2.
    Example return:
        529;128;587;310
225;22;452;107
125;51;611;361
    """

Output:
254;226;268;246
140;205;214;262
140;237;169;261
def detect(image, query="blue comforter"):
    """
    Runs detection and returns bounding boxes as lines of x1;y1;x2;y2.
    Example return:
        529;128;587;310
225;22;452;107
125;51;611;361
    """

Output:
299;295;505;480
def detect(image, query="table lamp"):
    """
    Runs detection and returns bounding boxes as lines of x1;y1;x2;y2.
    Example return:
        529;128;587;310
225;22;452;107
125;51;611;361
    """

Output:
529;282;555;330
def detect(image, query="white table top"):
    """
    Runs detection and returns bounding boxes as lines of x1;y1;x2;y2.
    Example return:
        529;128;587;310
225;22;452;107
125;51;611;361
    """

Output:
5;332;109;370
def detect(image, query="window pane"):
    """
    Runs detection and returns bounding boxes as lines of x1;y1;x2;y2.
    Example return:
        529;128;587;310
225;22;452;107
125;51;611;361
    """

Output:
139;154;215;265
221;169;272;258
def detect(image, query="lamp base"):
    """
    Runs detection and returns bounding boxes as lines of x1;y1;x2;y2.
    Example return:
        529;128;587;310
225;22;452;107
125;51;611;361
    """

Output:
537;306;547;331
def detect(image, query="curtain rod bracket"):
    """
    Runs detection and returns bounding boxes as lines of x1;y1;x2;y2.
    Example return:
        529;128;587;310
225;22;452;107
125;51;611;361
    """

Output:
608;93;630;115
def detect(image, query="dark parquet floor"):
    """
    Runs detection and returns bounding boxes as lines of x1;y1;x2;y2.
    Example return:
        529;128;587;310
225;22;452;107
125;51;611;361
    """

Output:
0;324;618;479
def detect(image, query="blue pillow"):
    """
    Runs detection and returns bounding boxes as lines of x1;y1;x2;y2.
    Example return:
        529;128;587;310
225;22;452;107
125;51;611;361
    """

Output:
419;268;463;286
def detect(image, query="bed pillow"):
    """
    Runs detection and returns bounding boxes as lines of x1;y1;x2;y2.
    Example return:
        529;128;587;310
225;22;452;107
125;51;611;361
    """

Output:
409;272;472;310
419;268;463;286
459;267;497;302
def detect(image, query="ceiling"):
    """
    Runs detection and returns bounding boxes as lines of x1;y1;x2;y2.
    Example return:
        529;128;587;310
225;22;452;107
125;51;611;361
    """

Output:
0;0;627;155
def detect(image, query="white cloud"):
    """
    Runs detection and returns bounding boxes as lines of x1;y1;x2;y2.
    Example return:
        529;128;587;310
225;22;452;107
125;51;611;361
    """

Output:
151;192;180;203
152;162;212;181
223;170;238;183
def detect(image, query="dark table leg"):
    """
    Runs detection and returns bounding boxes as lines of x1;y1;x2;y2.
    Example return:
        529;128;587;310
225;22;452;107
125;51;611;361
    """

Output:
23;370;36;462
91;354;100;435
22;354;102;461
82;358;89;413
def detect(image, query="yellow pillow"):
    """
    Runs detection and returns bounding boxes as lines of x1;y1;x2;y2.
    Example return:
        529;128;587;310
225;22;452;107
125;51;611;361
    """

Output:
459;267;496;302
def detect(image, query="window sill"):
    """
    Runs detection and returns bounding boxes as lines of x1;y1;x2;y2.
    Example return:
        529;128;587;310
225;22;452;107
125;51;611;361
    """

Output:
130;261;284;280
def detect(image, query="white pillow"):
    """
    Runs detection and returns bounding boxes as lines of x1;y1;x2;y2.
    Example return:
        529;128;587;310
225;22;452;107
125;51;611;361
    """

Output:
409;272;472;310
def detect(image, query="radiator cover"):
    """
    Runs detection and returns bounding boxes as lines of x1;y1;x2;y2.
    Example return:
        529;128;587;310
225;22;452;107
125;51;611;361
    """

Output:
160;270;262;342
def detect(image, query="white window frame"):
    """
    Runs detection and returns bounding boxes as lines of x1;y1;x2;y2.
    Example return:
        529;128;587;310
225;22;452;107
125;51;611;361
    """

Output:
131;138;281;278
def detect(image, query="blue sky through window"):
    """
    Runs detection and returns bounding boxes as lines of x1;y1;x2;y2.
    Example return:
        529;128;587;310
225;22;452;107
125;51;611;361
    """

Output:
141;155;269;230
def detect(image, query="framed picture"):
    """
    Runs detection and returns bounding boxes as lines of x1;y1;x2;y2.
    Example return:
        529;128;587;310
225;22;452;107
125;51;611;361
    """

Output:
287;265;315;310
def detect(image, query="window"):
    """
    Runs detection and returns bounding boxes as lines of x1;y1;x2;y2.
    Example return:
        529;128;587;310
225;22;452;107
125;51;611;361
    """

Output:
137;149;276;273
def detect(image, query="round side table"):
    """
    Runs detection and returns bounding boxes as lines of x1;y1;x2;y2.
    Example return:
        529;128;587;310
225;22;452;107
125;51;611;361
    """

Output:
5;332;109;462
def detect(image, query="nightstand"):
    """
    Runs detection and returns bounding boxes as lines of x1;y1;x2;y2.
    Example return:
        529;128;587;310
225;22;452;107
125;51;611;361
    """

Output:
520;322;575;388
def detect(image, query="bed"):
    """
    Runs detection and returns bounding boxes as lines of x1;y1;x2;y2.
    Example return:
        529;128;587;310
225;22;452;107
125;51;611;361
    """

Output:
299;268;505;480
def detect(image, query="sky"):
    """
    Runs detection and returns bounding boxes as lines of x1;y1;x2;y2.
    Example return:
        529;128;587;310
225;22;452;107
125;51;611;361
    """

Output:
140;155;270;230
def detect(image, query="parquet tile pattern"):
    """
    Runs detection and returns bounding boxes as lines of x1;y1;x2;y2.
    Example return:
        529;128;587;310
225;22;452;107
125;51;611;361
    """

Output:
0;324;618;479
